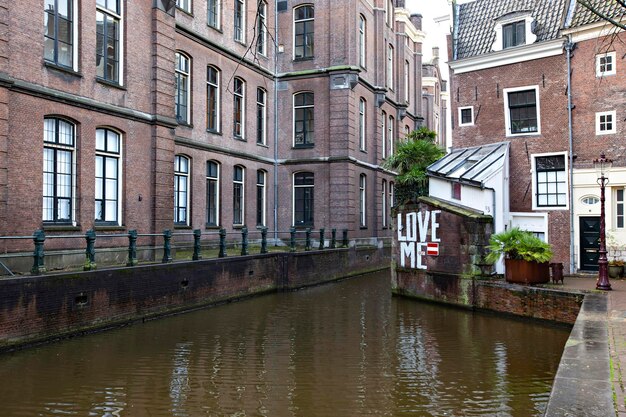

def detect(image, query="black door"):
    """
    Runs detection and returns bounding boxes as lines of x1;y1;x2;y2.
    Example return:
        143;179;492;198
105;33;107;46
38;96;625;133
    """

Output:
579;216;600;271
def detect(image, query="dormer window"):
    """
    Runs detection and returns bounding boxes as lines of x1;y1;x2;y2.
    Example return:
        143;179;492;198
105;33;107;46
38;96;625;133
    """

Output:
503;21;525;49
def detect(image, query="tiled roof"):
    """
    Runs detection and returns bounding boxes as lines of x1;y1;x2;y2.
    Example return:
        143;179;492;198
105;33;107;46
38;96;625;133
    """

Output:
455;0;566;59
569;0;626;28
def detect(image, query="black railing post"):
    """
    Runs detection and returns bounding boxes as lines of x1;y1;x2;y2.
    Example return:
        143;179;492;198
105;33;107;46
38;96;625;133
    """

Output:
331;228;337;249
305;228;312;251
31;229;46;275
241;227;249;256
193;229;202;260
84;229;97;270
260;227;268;254
219;228;227;258
319;228;325;250
162;229;172;263
290;227;296;252
342;229;349;248
127;229;138;266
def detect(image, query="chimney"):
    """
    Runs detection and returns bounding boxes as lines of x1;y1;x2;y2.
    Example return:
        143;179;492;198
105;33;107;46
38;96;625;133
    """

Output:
410;13;422;31
395;0;406;8
432;47;440;64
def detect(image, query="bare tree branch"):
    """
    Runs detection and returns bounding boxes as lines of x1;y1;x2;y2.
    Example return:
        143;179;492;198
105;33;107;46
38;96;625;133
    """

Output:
576;0;626;30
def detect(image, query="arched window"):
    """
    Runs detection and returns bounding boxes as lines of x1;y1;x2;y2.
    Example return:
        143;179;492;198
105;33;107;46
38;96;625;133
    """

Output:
359;15;366;68
388;115;395;155
234;0;245;42
359;98;366;151
387;44;394;89
207;65;220;132
206;160;220;226
257;1;267;55
175;52;191;123
43;117;75;223
233;165;245;225
293;172;314;226
257;170;267;227
95;128;121;225
382;180;388;228
381;111;387;159
360;174;367;227
294;5;314;59
233;77;245;138
294;92;314;147
174;155;190;225
257;88;267;145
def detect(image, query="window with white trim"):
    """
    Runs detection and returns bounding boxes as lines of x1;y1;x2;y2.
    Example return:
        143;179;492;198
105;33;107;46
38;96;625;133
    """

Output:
359;98;366;151
359;15;366;68
458;106;474;126
206;161;220;227
596;52;616;77
503;21;525;49
389;181;394;225
176;0;191;13
617;189;624;228
43;118;75;224
234;0;245;43
95;128;121;225
174;155;190;225
387;44;394;90
96;0;122;84
233;77;245;138
207;0;220;29
388;115;394;155
382;180;387;228
504;86;540;136
207;65;220;132
257;88;267;145
381;111;387;159
294;5;314;59
257;1;267;55
44;0;77;70
294;172;314;226
534;154;567;209
596;111;616;135
233;165;245;225
404;60;410;103
175;52;191;123
257;170;266;227
359;174;367;227
294;92;314;147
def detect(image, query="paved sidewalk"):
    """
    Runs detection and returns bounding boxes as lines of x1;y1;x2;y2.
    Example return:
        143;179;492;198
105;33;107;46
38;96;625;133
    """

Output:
559;276;626;416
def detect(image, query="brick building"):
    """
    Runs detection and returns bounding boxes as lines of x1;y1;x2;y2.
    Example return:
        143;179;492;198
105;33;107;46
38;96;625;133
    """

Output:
0;0;427;262
422;46;448;148
444;0;625;273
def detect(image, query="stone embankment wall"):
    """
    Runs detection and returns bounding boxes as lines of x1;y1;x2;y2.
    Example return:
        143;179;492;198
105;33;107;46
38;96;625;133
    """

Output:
0;246;388;351
392;198;583;324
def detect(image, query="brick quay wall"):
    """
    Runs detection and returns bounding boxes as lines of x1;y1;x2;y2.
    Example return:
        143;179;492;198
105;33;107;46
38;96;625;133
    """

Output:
0;246;389;351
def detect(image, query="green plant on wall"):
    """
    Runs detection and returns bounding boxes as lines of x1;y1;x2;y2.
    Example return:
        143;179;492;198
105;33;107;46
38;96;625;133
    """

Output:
485;227;553;264
383;127;444;205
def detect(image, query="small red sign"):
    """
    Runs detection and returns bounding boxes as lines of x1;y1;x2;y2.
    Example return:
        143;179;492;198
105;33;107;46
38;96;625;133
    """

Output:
426;242;439;256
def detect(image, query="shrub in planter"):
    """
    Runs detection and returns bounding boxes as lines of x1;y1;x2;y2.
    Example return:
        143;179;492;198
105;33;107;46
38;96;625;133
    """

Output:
608;260;624;279
486;228;553;284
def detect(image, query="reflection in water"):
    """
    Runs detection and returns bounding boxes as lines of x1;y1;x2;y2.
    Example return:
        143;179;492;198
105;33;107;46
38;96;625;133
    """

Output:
0;271;569;417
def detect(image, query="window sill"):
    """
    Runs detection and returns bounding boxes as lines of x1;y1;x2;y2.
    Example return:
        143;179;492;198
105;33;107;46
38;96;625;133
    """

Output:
174;225;193;230
293;144;315;149
360;148;367;153
178;121;193;128
506;131;540;138
94;225;125;231
96;77;125;90
175;7;194;17
293;57;315;62
256;142;269;148
43;224;81;232
233;136;247;142
232;224;245;229
205;225;221;230
292;225;314;230
44;61;82;78
207;129;222;135
207;24;223;33
360;226;368;230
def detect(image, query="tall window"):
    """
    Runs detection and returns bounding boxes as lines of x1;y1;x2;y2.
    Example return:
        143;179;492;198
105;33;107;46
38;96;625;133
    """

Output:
257;170;266;226
207;0;220;28
617;189;624;228
381;111;387;159
387;44;394;89
503;21;525;49
596;111;616;135
294;172;314;226
174;155;190;225
43;118;75;223
359;15;366;68
504;86;539;136
234;0;245;43
96;0;121;83
359;98;366;151
387;0;393;26
175;52;191;123
389;181;394;226
206;161;220;227
404;60;410;103
207;66;220;132
382;180;387;228
535;155;566;208
596;52;616;77
176;0;191;13
388;115;394;155
257;1;267;55
233;77;245;138
233;165;245;225
95;128;121;225
294;5;314;59
359;174;367;227
257;88;267;145
294;92;314;147
44;0;75;69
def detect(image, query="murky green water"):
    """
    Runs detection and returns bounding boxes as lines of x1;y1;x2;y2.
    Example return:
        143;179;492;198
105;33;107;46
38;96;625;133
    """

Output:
0;271;569;417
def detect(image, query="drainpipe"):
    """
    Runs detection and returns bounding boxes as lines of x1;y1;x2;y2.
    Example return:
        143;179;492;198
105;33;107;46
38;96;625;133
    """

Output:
273;3;279;243
565;37;575;274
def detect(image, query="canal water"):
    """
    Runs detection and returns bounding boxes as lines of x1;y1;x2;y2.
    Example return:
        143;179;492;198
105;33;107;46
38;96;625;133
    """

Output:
0;271;569;417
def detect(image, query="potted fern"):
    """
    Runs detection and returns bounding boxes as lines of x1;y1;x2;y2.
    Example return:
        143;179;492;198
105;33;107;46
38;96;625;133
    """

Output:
485;228;553;284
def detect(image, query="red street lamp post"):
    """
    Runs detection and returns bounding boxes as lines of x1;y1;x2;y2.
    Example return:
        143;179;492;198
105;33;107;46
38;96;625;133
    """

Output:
594;153;612;291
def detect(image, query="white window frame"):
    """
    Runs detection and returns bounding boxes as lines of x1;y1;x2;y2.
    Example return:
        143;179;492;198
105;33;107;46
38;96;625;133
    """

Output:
503;85;541;137
359;15;366;68
233;77;245;139
531;152;569;211
596;52;616;77
404;60;410;103
359;174;367;227
596;110;616;135
207;65;220;132
256;170;266;227
616;188;625;229
388;115;394;155
381;111;387;159
382;180;387;228
359;98;366;151
293;91;314;147
206;160;220;227
491;15;536;52
257;87;267;145
233;165;245;226
174;155;190;225
293;4;314;60
458;106;474;127
387;44;394;90
234;0;245;43
44;0;79;71
292;172;314;227
175;51;191;123
96;0;123;85
95;128;122;225
207;0;220;29
257;1;267;56
176;0;191;13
